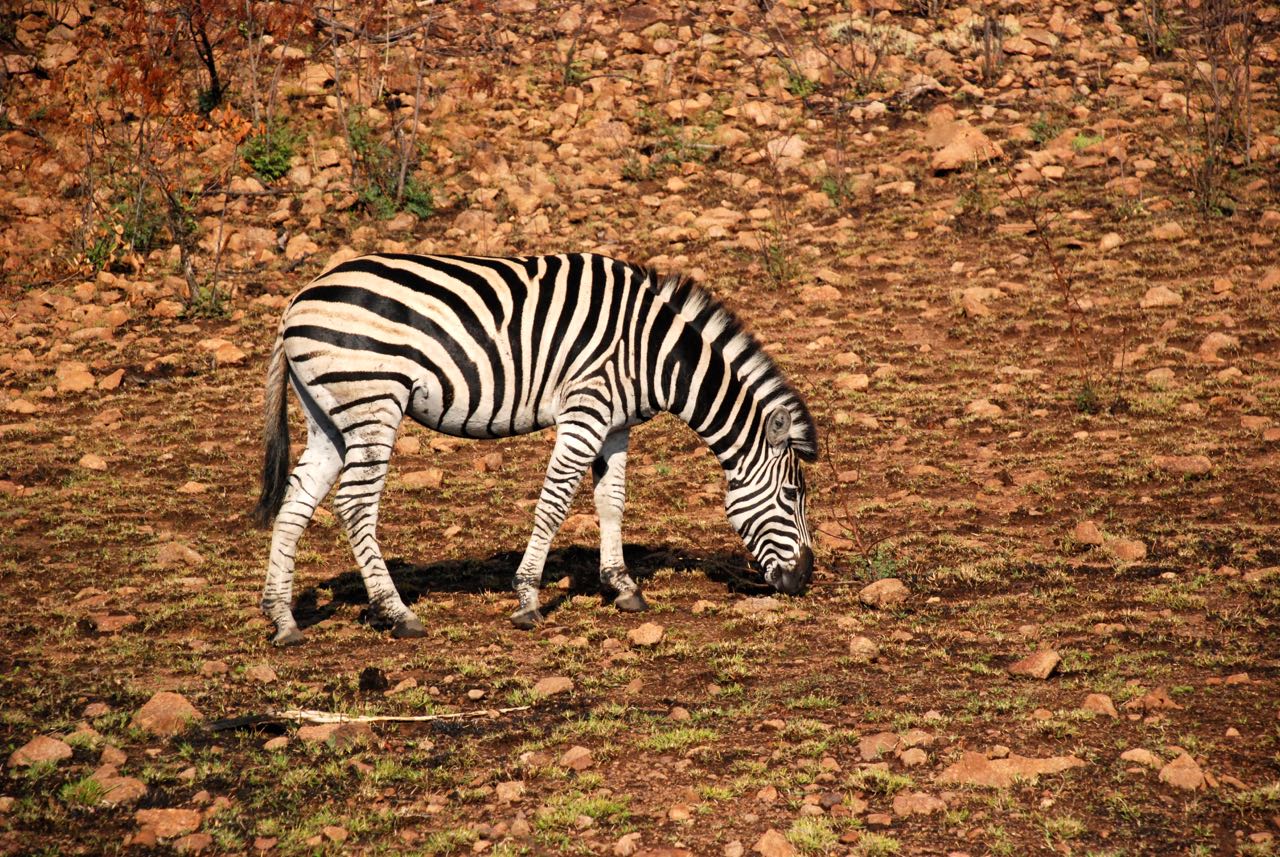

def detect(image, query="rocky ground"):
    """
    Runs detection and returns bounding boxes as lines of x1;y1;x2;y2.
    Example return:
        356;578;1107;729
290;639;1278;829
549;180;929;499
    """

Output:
1;0;1279;854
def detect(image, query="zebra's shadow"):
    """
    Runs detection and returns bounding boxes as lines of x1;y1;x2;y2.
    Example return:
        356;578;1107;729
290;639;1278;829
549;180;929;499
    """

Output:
294;543;769;629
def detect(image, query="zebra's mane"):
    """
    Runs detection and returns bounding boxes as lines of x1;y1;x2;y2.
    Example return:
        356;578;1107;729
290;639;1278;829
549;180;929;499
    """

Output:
641;268;819;462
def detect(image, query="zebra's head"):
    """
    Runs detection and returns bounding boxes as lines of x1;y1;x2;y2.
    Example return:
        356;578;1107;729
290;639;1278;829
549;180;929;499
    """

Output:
725;406;815;596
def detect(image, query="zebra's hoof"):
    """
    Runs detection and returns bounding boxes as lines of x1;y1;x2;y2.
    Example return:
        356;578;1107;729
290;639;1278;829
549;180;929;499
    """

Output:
510;607;544;630
272;626;304;647
391;616;426;639
614;591;649;613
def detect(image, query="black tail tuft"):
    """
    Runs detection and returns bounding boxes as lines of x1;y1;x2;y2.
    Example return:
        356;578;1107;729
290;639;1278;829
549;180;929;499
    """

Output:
252;336;291;528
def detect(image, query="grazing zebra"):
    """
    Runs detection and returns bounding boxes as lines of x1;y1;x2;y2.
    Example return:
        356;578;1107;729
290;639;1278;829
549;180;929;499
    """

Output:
254;253;817;645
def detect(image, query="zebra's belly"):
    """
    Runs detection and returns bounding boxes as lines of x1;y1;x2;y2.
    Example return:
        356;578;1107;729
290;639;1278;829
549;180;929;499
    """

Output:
405;382;553;439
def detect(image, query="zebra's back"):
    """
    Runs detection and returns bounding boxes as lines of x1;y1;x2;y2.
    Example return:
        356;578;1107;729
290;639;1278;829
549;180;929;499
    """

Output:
282;253;649;439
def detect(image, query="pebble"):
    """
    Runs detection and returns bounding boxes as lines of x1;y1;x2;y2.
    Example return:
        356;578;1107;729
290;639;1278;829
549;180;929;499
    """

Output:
558;745;593;771
132;692;202;737
627;622;665;647
848;635;879;662
532;676;574;697
1008;650;1061;679
859;578;909;609
1082;693;1118;717
7;735;73;768
752;828;796;857
1158;753;1205;790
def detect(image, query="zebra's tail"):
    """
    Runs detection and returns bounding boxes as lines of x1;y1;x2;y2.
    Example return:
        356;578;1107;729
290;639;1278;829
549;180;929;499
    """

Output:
252;329;291;528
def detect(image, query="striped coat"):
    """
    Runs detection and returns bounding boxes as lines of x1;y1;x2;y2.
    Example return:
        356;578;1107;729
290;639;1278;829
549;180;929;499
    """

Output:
255;254;817;644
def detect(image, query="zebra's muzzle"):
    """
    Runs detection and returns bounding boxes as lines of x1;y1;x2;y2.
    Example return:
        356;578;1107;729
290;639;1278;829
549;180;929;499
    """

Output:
771;545;814;596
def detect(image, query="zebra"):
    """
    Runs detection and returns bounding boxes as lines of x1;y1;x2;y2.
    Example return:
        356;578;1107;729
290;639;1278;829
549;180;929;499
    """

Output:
253;253;818;645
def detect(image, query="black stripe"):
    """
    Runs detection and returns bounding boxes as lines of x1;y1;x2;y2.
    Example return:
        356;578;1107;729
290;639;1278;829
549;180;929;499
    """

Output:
288;365;347;459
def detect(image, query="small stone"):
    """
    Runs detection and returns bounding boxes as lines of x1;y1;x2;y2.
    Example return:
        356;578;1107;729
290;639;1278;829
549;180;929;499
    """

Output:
892;791;946;816
1140;286;1182;308
245;664;277;684
132;692;202;737
90;613;138;634
199;660;228;677
733;597;782;615
100;745;127;766
858;731;899;761
899;747;928;767
1120;748;1162;769
937;751;1084;788
627;622;664;647
964;398;1004;419
263;736;289;751
1199;332;1239;363
1082;693;1118;717
1073;520;1104;546
837;372;870;392
56;361;95;393
753;828;796;857
97;774;148;806
559;745;593;771
1008;650;1061;679
859;578;909;609
1105;537;1147;563
157;542;205;568
1159;753;1205;790
613;831;642;856
135;808;202;839
848;636;879;662
401;469;444;490
8;735;73;768
174;833;214;854
496;780;525;802
1150;222;1186;241
1152;455;1212;476
669;706;691;721
1099;232;1123;251
532;676;574;698
322;826;348;843
78;453;107;471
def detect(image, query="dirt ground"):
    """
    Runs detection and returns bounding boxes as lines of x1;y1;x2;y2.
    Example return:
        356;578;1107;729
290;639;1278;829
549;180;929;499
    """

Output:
1;0;1279;855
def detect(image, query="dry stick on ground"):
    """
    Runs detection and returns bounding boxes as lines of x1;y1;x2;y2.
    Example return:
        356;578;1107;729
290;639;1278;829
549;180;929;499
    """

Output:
210;705;532;731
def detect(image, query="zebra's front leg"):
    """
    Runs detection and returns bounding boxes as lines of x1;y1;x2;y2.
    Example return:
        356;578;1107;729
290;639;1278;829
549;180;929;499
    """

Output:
511;418;608;629
261;431;342;646
593;428;645;612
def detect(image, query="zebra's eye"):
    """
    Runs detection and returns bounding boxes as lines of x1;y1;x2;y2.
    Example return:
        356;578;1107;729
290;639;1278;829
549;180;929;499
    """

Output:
782;486;798;502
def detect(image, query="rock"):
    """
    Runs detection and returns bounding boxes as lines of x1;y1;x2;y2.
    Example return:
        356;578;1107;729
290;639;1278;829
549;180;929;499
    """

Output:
152;299;184;319
8;735;73;768
90;613;138;634
964;398;1004;419
1159;753;1205;790
1120;748;1162;769
1257;267;1280;291
559;745;593;771
402;469;444;490
937;751;1085;788
614;832;642;856
1140;286;1182;308
532;676;574;697
1150;222;1186;241
1008;650;1060;679
1145;367;1175;386
1099;232;1123;251
132;692;202;737
135;808;202;838
930;122;1003;172
78;453;107;471
627;622;665;647
848;636;879;662
837;372;870;392
496;780;525;802
57;361;95;393
900;747;928;767
1122;687;1183;712
892;791;947;816
733;597;782;616
1105;537;1147;563
800;285;841;303
295;723;339;745
157;542;205;568
753;829;796;857
174;833;214;854
1073;520;1104;546
859;578;909;609
96;773;148;805
858;731;899;761
1081;693;1118;717
1198;332;1239;363
245;664;277;684
1153;455;1212;476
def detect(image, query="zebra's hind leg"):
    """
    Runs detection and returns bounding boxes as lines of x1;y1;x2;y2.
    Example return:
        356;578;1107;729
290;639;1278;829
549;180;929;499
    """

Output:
511;416;609;629
592;428;646;613
332;410;425;639
262;427;343;646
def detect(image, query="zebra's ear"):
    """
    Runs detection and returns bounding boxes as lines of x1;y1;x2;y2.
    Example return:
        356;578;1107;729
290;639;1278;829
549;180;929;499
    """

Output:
766;407;792;449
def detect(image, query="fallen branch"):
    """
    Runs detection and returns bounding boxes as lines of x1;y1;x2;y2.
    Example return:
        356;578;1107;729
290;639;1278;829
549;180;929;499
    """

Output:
210;705;530;731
